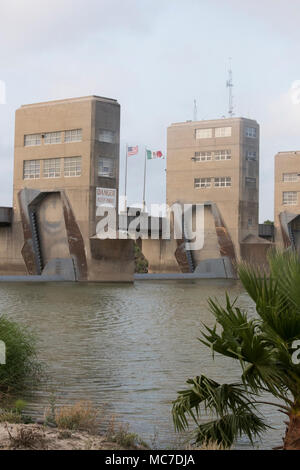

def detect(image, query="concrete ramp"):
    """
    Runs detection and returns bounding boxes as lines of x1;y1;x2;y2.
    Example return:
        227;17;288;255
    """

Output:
135;257;235;280
42;258;76;281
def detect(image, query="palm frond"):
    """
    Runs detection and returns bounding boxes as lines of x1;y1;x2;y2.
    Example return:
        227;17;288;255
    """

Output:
194;411;267;449
172;375;257;432
173;250;300;448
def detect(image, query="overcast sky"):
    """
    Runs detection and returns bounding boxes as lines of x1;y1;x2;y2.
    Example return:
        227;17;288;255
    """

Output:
0;0;300;221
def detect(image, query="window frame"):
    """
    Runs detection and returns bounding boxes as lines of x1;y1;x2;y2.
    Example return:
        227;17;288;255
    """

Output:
24;134;41;147
245;127;257;138
64;156;82;177
194;151;212;162
43;158;61;179
98;129;114;143
64;129;82;143
44;131;62;145
23;160;41;179
98;157;114;178
215;127;232;138
214;149;231;160
195;128;213;139
246;150;257;161
283;191;298;205
283;173;299;183
214;176;232;188
194;177;211;189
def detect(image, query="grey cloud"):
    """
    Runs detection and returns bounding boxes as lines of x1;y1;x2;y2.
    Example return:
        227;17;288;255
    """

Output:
0;0;162;61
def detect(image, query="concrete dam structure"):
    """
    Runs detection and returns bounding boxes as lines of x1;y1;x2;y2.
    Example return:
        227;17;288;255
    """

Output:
0;97;280;282
0;96;134;282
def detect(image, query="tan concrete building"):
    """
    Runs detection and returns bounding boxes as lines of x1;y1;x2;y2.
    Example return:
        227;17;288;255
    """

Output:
0;96;134;281
167;117;263;269
274;151;300;252
142;117;271;276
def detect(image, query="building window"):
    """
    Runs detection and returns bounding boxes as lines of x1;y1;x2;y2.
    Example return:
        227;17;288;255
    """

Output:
215;127;232;138
23;160;40;179
248;217;253;227
98;129;114;143
245;127;257;138
44;131;62;145
195;128;213;139
214;177;231;187
246;177;256;188
283;173;299;182
64;157;82;177
246;150;257;161
283;191;297;205
194;177;211;188
43;158;61;178
64;129;82;143
98;157;114;177
24;134;41;147
215;149;231;160
194;151;212;161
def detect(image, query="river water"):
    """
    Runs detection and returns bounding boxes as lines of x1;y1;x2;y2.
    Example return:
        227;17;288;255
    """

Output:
0;280;284;449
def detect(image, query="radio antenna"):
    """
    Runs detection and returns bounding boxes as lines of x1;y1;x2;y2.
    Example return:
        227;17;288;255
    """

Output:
193;99;198;121
226;58;234;117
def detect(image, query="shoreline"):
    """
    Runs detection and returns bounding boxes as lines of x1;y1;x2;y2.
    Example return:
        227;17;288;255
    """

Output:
0;422;145;451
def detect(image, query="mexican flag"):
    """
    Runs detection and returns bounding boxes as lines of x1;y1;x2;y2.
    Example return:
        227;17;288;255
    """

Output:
146;150;164;160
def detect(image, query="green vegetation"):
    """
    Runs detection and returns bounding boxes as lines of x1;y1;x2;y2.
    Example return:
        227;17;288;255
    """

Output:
106;415;149;449
0;316;41;397
46;400;99;433
0;399;28;424
172;250;300;450
263;220;274;225
0;409;23;424
134;242;148;273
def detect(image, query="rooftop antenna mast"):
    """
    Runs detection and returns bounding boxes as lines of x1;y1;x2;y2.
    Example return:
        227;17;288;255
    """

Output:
193;99;198;121
226;57;234;117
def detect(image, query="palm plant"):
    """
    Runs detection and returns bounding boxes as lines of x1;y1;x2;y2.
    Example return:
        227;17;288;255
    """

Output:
172;250;300;450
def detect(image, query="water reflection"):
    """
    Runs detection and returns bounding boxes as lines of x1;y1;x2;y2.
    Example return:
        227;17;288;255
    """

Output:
0;280;284;449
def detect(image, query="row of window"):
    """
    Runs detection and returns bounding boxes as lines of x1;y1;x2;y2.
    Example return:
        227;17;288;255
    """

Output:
24;129;82;147
192;149;257;162
282;172;300;182
196;127;231;139
193;150;231;161
195;126;257;140
23;156;115;180
23;157;82;179
24;128;115;147
194;176;257;189
283;191;298;205
194;177;232;188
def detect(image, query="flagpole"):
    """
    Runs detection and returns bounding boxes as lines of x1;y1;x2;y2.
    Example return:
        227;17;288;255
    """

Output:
124;143;128;212
142;146;147;212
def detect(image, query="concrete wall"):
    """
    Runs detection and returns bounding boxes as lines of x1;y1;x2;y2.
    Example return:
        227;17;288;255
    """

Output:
141;238;180;273
240;242;273;270
274;151;300;247
0;96;134;281
37;192;70;265
166;117;259;261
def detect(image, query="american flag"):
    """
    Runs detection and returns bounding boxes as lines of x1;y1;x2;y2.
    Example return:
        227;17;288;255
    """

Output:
127;145;138;156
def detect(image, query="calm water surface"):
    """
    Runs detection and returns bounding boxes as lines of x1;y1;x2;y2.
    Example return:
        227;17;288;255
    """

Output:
0;280;284;449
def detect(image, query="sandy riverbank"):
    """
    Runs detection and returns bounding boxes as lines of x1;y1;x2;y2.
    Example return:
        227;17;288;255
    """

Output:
0;423;138;450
